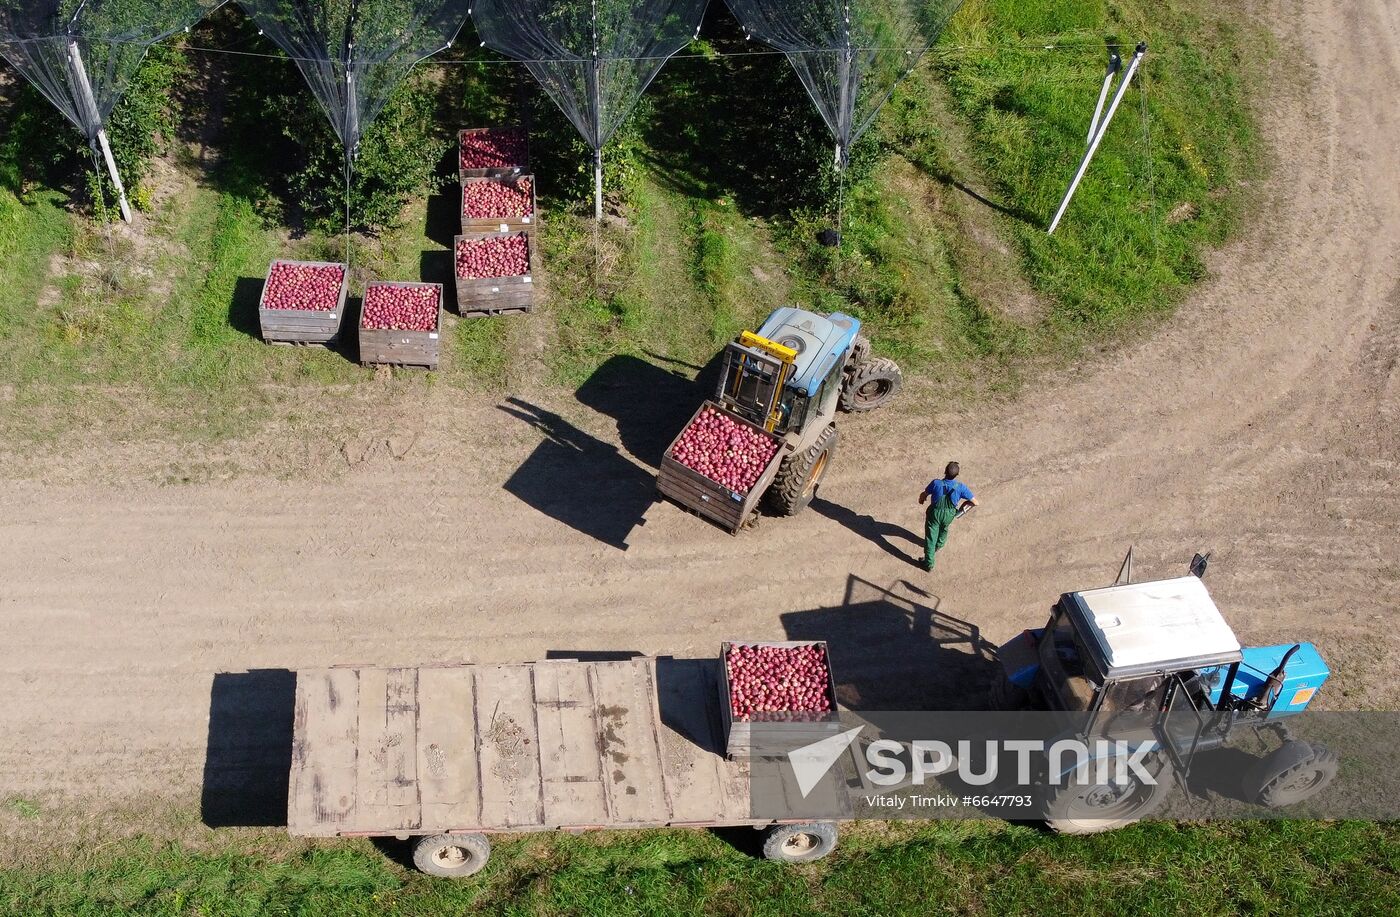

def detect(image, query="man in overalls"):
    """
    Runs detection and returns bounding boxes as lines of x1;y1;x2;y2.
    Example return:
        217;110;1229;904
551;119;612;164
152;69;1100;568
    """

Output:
917;461;978;571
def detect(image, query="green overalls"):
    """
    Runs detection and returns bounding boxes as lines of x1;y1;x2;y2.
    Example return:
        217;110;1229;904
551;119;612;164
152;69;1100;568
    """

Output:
924;487;959;569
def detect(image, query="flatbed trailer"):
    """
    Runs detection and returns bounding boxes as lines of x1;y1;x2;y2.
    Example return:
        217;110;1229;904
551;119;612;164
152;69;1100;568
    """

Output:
289;656;840;875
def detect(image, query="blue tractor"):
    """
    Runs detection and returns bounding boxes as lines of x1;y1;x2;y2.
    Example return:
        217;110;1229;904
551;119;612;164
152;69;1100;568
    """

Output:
658;308;902;530
993;553;1339;833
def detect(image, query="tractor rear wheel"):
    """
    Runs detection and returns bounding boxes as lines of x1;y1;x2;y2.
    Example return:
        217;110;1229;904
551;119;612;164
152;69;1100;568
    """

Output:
767;424;838;516
1245;741;1339;808
1042;753;1174;835
840;357;902;412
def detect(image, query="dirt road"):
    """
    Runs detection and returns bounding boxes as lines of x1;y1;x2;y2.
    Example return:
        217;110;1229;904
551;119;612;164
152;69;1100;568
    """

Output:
1;0;1397;828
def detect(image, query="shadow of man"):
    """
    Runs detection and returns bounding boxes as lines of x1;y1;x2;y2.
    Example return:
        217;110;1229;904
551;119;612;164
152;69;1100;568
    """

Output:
811;497;924;568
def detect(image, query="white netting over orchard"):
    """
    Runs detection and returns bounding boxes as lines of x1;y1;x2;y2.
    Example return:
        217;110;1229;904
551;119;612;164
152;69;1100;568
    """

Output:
0;0;227;219
723;0;962;167
233;0;473;160
0;0;223;137
470;0;708;217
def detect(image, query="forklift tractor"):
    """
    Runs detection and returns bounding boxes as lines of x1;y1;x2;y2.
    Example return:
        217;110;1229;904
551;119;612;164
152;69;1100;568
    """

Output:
993;558;1339;834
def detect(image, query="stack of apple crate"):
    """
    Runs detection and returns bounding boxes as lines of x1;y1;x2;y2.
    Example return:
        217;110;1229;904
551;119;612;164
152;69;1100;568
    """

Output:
455;127;536;318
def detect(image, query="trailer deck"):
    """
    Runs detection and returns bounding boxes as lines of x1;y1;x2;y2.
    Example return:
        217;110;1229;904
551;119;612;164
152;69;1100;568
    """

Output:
288;657;792;837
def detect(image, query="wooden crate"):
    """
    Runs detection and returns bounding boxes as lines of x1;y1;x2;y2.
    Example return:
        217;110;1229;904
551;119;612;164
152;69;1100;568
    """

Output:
358;281;443;370
461;174;538;234
453;231;536;316
458;127;529;182
656;401;788;534
258;259;348;345
718;640;841;759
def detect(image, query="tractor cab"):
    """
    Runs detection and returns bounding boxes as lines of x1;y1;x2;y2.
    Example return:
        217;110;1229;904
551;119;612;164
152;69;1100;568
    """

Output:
994;558;1337;833
1029;576;1244;718
999;570;1332;772
717;308;861;438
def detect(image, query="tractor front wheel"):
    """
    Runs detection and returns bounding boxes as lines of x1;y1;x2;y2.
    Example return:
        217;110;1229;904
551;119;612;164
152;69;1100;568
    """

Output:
1245;741;1339;808
840;357;902;412
767;424;838;516
1042;753;1174;835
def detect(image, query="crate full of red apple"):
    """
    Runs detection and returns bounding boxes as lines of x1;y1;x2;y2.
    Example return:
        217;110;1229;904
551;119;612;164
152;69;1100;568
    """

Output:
358;280;443;370
719;640;841;757
258;259;349;344
461;174;536;234
458;127;528;181
453;231;534;316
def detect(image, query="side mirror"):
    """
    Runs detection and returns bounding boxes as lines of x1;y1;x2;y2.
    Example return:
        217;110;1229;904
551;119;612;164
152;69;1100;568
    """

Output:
1190;552;1211;578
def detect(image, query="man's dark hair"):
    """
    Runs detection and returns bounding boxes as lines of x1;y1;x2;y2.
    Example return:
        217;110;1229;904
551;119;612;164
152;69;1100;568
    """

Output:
945;461;960;479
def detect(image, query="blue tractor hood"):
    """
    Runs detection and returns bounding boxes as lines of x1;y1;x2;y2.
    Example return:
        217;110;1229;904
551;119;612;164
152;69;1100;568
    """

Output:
756;308;861;397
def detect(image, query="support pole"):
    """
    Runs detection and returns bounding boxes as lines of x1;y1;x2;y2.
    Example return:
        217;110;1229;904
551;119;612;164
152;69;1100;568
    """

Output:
590;0;602;222
345;62;358;267
1087;51;1122;145
593;146;603;221
1048;42;1145;235
94;130;131;223
68;40;131;223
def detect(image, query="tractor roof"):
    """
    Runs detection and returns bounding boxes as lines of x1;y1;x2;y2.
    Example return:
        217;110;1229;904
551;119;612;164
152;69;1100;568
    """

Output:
756;307;860;397
1065;575;1243;678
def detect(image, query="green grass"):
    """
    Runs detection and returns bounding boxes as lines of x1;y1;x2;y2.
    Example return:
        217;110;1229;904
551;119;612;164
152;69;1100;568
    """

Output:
2;820;1396;916
0;187;72;383
930;0;1263;333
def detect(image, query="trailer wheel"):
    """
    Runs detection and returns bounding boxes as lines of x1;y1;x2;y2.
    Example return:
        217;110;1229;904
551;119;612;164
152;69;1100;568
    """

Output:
412;833;491;878
1245;741;1339;808
767;424;838;516
839;358;902;412
1043;753;1173;835
762;822;838;863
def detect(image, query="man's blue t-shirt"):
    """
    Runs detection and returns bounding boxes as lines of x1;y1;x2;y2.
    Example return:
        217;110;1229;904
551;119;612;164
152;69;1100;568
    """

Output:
925;478;974;508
